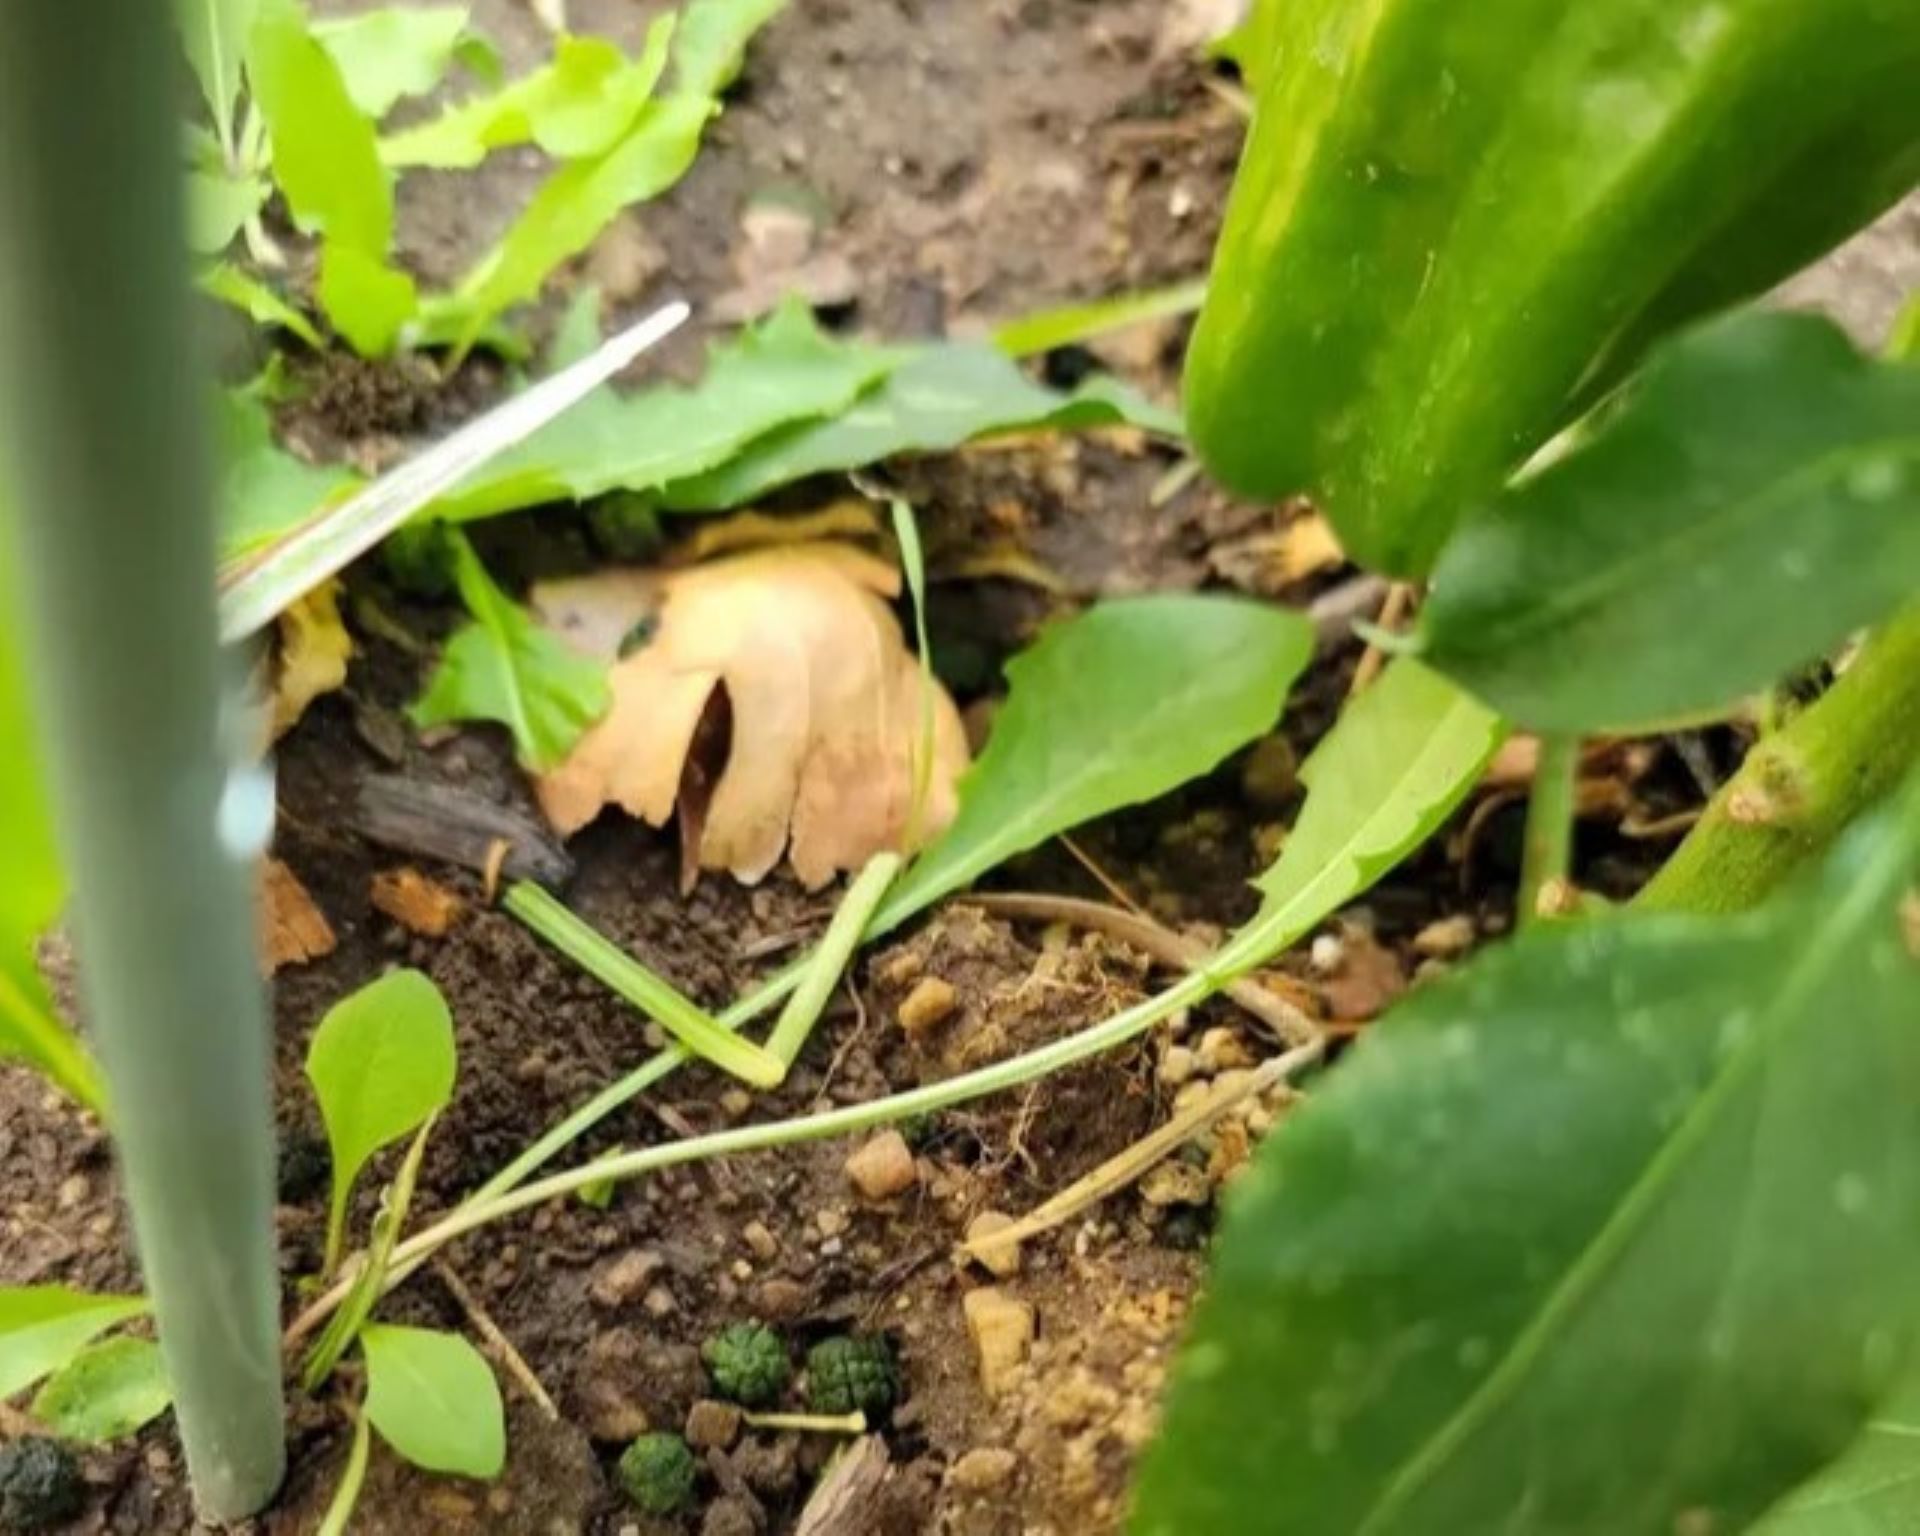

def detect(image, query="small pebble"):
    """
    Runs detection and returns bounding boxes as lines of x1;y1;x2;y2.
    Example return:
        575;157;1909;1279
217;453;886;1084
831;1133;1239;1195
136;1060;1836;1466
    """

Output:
1197;1028;1255;1075
591;1249;664;1309
719;1089;753;1120
948;1446;1021;1493
815;1207;851;1239
844;1131;918;1200
1157;1046;1197;1088
1309;933;1345;973
741;1221;778;1261
685;1400;743;1452
897;976;957;1037
965;1211;1022;1279
962;1287;1035;1398
1412;914;1476;958
643;1285;677;1318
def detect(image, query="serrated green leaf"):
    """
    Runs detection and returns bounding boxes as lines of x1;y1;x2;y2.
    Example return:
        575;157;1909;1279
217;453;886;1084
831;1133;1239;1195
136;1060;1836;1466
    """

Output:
315;6;471;119
662;346;1183;512
409;531;610;769
177;0;260;144
669;0;789;98
380;25;672;169
0;528;104;1114
878;596;1312;926
318;243;418;358
185;166;269;255
305;969;456;1274
360;1325;505;1479
0;1288;147;1401
433;297;907;521
1756;1371;1920;1534
429;91;714;353
1420;313;1920;733
1135;770;1920;1536
198;264;323;348
214;389;358;561
247;0;393;256
30;1336;172;1443
1212;659;1506;975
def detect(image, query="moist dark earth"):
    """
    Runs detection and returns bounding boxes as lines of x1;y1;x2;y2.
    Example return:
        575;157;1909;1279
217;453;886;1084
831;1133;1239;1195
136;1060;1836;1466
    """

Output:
4;1;1917;1532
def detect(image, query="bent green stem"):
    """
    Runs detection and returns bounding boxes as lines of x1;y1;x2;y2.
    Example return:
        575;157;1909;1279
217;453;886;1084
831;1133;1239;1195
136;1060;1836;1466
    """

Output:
1638;604;1920;914
1518;733;1579;926
504;883;784;1088
763;853;902;1071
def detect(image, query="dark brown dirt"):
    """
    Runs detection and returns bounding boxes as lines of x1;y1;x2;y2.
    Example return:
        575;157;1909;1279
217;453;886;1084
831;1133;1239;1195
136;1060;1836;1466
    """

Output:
6;2;1911;1533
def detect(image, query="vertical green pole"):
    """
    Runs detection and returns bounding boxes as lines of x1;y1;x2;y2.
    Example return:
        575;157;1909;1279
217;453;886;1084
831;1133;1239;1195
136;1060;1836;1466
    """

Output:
0;3;286;1522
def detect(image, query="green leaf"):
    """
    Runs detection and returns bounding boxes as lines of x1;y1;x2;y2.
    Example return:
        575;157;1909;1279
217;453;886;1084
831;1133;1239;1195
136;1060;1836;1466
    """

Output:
380;25;673;169
315;6;471;119
304;969;456;1275
879;596;1312;926
662;345;1183;512
247;0;393;255
0;1288;147;1401
197;264;323;348
318;243;418;358
30;1337;172;1443
992;279;1207;359
1213;659;1506;975
185;167;269;255
409;531;610;770
669;0;789;98
0;536;105;1114
214;388;358;562
428;91;714;352
1418;312;1920;733
177;0;260;143
432;297;908;521
360;1325;505;1479
1756;1370;1920;1534
1135;770;1920;1535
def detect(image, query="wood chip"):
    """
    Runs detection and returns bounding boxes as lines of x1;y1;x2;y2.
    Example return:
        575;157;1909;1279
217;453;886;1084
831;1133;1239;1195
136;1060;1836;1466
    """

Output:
370;868;464;938
354;774;572;887
260;858;335;975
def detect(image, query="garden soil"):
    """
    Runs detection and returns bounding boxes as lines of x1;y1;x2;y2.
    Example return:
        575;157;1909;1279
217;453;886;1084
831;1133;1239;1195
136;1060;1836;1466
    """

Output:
4;1;1916;1531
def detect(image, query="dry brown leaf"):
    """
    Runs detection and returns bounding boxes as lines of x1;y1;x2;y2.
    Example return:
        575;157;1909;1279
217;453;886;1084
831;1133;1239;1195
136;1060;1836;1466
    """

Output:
370;867;465;938
269;580;352;741
532;542;969;889
261;858;335;975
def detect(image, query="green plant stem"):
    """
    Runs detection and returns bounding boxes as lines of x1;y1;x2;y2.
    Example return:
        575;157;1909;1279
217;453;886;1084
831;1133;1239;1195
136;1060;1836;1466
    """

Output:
1638;603;1920;914
763;853;902;1070
1518;733;1580;926
504;884;784;1087
290;966;1290;1348
0;4;285;1518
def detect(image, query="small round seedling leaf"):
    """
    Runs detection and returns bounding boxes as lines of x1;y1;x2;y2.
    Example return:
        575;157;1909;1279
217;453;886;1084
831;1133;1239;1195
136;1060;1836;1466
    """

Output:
30;1336;172;1443
305;970;456;1266
360;1324;505;1479
0;1287;147;1401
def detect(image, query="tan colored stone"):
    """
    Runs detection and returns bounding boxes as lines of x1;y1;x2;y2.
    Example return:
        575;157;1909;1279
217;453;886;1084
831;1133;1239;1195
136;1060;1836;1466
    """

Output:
947;1446;1020;1493
965;1211;1022;1279
685;1399;743;1451
963;1287;1035;1397
897;975;958;1037
590;1248;663;1309
844;1131;918;1200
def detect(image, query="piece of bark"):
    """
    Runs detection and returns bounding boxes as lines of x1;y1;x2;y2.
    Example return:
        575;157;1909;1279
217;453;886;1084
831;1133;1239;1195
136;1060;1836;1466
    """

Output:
794;1436;893;1536
261;859;335;975
354;775;572;887
369;868;465;938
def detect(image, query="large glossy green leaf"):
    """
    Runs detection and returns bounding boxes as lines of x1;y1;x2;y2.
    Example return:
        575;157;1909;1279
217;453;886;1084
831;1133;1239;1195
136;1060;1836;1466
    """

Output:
1186;0;1920;576
1135;770;1920;1535
31;1336;172;1443
177;0;260;143
315;6;471;119
409;532;610;769
1757;1371;1920;1534
663;345;1182;511
1211;658;1506;975
0;529;104;1113
379;26;672;169
0;1288;146;1401
432;296;907;522
1419;313;1920;733
246;0;392;255
360;1325;505;1479
305;969;455;1272
878;595;1312;926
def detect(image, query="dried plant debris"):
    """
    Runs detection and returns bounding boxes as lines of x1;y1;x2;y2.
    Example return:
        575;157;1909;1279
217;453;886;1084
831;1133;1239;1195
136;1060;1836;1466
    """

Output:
532;542;968;889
